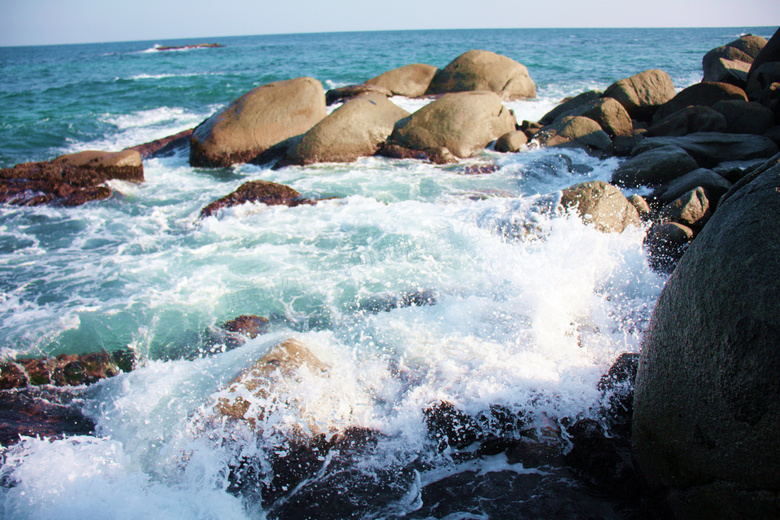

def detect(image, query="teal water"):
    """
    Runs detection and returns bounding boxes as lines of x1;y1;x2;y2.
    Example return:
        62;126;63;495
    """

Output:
0;27;775;520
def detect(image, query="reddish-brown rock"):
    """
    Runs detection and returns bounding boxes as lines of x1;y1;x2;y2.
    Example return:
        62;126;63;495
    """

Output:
200;180;316;218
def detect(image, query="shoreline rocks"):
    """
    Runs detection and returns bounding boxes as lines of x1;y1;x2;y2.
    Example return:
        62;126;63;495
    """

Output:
199;180;318;218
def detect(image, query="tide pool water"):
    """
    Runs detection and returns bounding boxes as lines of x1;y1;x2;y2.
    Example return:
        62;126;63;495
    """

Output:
0;27;775;520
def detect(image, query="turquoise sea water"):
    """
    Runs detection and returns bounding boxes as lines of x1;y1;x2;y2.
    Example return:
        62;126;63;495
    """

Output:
0;27;775;519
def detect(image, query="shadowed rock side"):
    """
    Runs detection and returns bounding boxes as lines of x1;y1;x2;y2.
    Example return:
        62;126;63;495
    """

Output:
702;34;767;87
128;128;194;159
426;49;536;100
632;158;780;519
383;91;516;162
279;93;410;167
199;180;318;218
324;84;392;106
189;77;327;167
364;63;439;97
0;150;143;206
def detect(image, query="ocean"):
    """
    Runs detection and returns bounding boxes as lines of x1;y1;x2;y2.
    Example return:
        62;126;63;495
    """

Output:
0;27;774;519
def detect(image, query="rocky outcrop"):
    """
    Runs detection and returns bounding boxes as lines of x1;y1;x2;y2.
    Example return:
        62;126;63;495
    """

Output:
279;94;409;166
630;133;779;168
365;63;439;97
426;50;536;99
200;180;317;218
646;105;727;137
558;180;641;233
325;84;392;106
711;99;776;135
189;77;327;167
0;350;134;389
155;43;222;51
0;150;143;206
602;69;676;120
538;91;602;126
746;27;780;95
383;91;516;160
633;158;780;519
128;128;194;159
533;116;613;154
651;82;748;124
652;167;732;205
702;35;767;86
611;145;699;188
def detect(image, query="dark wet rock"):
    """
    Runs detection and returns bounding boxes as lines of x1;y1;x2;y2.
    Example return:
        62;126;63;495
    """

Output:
462;163;500;175
660;186;711;228
384;91;516;160
559;180;642;233
646;105;727;137
324;84;393;106
653;167;732;205
199;180;317;218
702;35;767;85
0;387;95;446
713;158;769;184
365;63;439;98
280;94;409;166
764;125;780;147
755;81;780;113
221;315;269;338
154;43;222;51
747;27;780;95
356;288;438;314
379;143;459;164
627;194;651;219
612;132;646;156
651;82;748;124
643;222;694;273
534;116;613;154
544;97;633;138
719;152;780;205
633;160;780;519
424;401;482;450
128;128;194;159
747;62;780;96
602;69;676;121
598;353;639;438
0;150;143;206
202;315;270;355
538;90;602;126
495;130;528;152
630;133;779;169
0;350;134;389
426;49;536;100
612;145;699;188
189;77;327;167
711;99;776;135
704;58;752;88
520;119;543;140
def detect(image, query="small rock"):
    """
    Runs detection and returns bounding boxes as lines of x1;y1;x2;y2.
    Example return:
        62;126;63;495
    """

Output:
559;180;641;233
643;221;695;273
495;130;528;152
199;180;316;218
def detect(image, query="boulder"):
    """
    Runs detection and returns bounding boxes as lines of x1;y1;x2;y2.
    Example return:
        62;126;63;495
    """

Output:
0;350;133;389
630;133;779;168
324;84;392;106
646;105;728;137
627;194;651;218
747;27;780;94
200;180;316;218
653;167;732;205
633;160;780;519
643;221;694;273
426;50;536;100
558;180;641;233
756;81;780;113
221;315;269;338
611;145;699;188
0;150;143;206
702;35;767;85
651;82;748;124
538;90;602;126
602;69;676;121
660;186;711;228
711;99;775;135
703;57;752;87
495;130;528;152
545;97;633;138
365;63;439;97
746;62;780;95
128;128;194;159
384;91;516;159
535;116;613;154
189;77;327;167
280;94;409;166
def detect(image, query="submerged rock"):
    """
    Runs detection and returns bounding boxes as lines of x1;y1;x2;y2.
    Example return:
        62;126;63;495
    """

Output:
199;180;317;218
426;49;536;99
0;350;134;389
324;84;392;106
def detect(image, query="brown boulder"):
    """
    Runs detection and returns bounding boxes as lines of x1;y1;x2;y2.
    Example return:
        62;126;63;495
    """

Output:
559;181;641;233
365;63;439;97
200;180;315;218
652;82;748;124
189;77;327;167
702;35;767;85
538;90;602;126
660;186;712;228
426;50;536;100
647;105;728;137
602;69;676;121
221;315;269;338
535;116;613;154
325;84;392;106
385;91;516;159
281;94;410;166
495;130;528;152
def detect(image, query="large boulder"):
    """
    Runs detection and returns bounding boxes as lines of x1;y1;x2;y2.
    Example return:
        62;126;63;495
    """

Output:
711;99;775;135
365;63;439;98
611;145;699;188
544;97;633;138
747;27;780;94
646;105;728;137
384;91;516;159
0;150;143;206
538;90;602;126
651;82;748;124
558;181;641;233
632;158;780;519
702;35;767;85
535;116;613;154
426;50;536;100
653;167;732;204
703;58;752;87
495;130;528;152
189;77;327;167
200;180;316;218
280;94;409;167
602;69;676;121
631;133;779;168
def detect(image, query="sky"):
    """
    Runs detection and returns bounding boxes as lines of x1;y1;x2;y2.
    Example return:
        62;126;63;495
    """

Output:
1;0;778;47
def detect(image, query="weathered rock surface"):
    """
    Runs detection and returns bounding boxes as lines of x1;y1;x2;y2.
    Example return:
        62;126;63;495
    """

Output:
365;63;439;97
426;50;536;99
703;34;767;85
199;180;316;218
660;186;711;228
712;99;776;135
602;69;676;120
652;82;748;124
633;159;780;519
384;91;516;159
189;77;327;167
495;130;528;152
538;90;602;126
0;150;143;206
612;145;699;187
703;57;752;87
535;116;613;154
653;167;732;204
0;387;95;446
280;94;409;166
646;105;728;137
559;181;641;233
631;133;779;168
324;84;392;106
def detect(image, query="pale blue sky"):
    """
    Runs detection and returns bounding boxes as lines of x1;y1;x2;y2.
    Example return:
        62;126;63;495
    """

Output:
1;0;778;46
